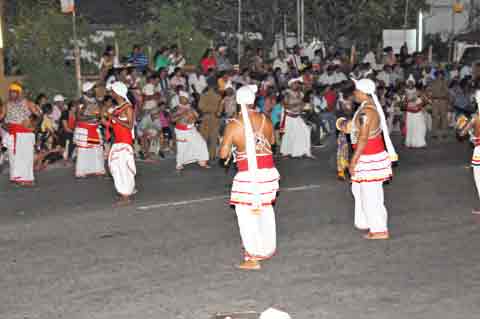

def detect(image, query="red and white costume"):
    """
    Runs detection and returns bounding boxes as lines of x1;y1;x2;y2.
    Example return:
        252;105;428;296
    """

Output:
231;86;280;261
5;100;35;184
74;120;105;177
108;103;136;196
350;86;397;234
404;88;427;148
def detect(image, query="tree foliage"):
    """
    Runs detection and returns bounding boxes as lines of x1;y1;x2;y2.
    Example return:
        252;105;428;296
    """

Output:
186;0;430;50
114;0;210;64
6;1;90;99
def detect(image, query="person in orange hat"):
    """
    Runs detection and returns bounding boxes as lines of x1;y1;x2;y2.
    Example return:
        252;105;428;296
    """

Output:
0;83;41;187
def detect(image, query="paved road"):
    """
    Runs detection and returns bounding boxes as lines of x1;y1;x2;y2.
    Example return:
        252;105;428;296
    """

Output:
1;137;480;319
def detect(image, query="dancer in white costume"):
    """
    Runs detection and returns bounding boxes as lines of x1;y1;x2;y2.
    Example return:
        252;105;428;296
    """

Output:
172;91;210;171
219;85;280;270
107;82;137;206
404;76;427;148
340;79;397;240
0;83;41;186
280;77;313;158
459;90;480;214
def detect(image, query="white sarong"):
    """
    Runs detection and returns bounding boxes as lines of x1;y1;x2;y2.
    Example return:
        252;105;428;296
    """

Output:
175;126;209;166
405;111;427;148
75;146;105;177
108;143;136;196
230;167;280;260
280;115;311;157
7;132;35;183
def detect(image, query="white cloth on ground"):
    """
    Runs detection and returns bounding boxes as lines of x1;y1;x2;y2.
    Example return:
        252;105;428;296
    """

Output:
108;143;136;196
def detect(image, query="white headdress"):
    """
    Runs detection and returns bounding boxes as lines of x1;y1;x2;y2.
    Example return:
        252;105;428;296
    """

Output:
111;81;130;103
353;78;398;162
236;85;262;210
179;90;189;99
288;77;303;87
407;74;416;84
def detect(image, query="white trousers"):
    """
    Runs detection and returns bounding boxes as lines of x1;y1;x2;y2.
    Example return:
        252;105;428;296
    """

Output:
474;167;480;200
108;143;136;196
351;181;388;233
75;146;105;177
235;205;276;261
8;132;35;183
280;116;311;157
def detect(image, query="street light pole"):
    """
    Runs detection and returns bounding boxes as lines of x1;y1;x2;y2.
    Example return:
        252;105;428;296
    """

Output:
0;0;5;78
403;0;409;46
72;8;82;98
238;0;242;64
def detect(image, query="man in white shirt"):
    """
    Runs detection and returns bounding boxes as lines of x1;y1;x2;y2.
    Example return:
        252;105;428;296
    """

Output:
318;65;346;86
188;68;208;95
377;65;394;88
287;46;303;74
273;50;289;74
460;64;472;79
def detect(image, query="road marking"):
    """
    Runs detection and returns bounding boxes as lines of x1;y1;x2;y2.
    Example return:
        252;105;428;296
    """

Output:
136;184;322;211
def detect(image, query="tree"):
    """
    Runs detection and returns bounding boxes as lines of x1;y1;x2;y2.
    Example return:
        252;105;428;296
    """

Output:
6;1;90;98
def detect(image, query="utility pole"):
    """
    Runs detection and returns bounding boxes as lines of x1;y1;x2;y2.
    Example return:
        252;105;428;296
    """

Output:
297;0;300;45
450;0;457;62
0;0;5;78
72;8;82;98
238;0;242;64
403;0;409;45
301;0;304;44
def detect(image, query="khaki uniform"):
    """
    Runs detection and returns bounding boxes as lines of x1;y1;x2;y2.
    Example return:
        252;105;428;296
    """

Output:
429;78;450;138
198;89;223;160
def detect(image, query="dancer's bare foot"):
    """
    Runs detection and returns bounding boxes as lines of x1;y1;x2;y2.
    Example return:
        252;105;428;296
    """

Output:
199;161;210;169
113;196;131;207
236;260;261;270
472;209;480;215
363;232;390;240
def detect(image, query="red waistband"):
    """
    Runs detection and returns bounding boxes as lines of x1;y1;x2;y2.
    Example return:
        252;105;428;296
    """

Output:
8;123;33;134
352;135;385;155
237;155;275;172
175;123;192;131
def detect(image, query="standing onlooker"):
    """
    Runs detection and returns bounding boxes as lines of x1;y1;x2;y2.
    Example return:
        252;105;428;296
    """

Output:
200;49;217;74
168;44;186;75
154;47;171;72
127;45;149;72
198;79;223;160
99;45;118;81
273;50;289;75
216;46;233;72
